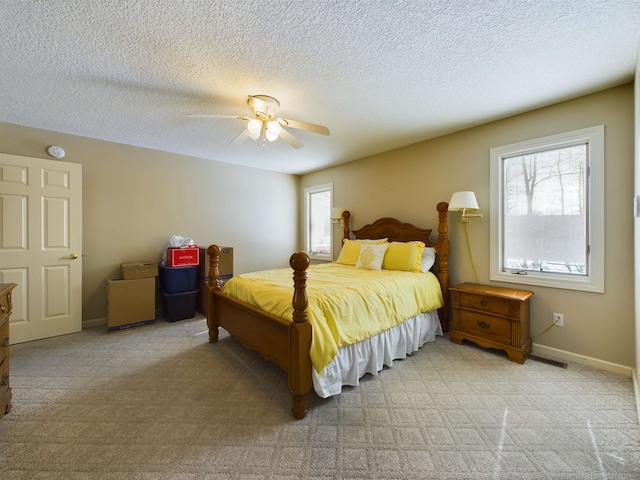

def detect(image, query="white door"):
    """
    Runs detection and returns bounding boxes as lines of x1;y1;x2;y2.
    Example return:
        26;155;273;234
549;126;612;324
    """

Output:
0;153;82;344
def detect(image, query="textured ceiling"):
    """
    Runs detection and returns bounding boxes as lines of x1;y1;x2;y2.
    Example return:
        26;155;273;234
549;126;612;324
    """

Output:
1;1;639;174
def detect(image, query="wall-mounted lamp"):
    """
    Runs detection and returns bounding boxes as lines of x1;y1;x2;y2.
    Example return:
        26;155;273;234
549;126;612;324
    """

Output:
449;191;483;223
332;207;347;226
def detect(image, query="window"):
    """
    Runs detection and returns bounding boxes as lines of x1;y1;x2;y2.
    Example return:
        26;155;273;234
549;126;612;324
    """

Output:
490;125;604;292
304;183;333;260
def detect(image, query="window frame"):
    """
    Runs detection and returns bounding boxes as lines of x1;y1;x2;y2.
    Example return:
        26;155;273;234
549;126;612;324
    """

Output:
303;182;333;261
489;125;605;293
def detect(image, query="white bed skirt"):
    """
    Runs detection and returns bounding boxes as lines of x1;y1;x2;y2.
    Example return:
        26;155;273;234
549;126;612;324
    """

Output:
312;310;443;398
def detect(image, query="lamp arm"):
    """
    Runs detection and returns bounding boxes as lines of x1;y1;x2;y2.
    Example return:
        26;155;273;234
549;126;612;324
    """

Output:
460;208;483;223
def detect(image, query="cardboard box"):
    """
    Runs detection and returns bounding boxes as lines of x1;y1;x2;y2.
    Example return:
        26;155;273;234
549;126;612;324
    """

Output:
167;246;199;267
197;274;233;315
107;277;156;332
199;246;233;277
197;279;208;315
197;247;233;315
120;261;158;280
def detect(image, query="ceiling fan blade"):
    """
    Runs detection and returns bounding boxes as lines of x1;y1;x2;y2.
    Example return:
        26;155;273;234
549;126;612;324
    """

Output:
230;129;250;145
278;117;329;136
188;114;251;121
279;128;303;149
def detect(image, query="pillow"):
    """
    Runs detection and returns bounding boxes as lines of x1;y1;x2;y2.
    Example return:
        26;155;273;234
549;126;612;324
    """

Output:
354;238;388;244
382;241;425;272
336;238;389;265
335;239;362;265
355;243;388;270
420;246;437;272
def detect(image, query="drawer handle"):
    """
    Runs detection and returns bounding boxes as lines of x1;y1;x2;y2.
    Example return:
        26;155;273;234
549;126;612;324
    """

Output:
480;300;487;306
1;373;8;387
0;305;5;313
477;320;491;329
1;336;7;347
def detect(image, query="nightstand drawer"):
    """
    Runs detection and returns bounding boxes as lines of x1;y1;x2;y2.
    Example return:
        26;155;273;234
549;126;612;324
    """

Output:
459;310;511;344
458;292;511;316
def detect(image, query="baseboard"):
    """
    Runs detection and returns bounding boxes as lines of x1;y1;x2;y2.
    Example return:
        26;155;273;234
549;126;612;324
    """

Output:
532;343;633;377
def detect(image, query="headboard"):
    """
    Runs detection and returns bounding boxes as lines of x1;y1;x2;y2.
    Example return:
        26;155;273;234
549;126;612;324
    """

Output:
340;202;450;331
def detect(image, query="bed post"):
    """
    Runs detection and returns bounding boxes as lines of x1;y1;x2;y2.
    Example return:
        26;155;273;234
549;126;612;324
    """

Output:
207;245;221;343
436;202;450;332
342;210;351;241
289;251;312;419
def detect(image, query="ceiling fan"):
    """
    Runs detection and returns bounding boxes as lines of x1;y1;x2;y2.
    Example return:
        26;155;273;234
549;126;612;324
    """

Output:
188;95;330;149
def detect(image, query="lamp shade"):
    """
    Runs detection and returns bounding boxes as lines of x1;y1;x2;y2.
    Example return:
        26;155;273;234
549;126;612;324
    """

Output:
449;191;479;211
247;119;262;140
332;207;345;219
266;120;282;136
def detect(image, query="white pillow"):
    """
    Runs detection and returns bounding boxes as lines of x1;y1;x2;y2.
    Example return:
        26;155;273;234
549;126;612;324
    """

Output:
420;247;437;272
355;243;388;270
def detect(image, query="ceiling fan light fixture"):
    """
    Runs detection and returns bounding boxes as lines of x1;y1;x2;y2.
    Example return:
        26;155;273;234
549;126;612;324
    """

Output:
265;130;279;142
247;118;262;140
189;94;328;149
266;120;282;136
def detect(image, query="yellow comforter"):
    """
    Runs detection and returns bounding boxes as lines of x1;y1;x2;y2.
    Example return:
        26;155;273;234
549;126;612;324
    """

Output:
222;262;443;372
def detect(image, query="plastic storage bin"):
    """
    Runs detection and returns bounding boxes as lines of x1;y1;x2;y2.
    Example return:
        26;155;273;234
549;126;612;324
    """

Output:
161;289;198;322
158;264;198;293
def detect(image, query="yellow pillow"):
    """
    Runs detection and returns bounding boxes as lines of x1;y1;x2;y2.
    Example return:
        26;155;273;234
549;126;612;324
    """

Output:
336;238;388;265
335;239;362;265
382;241;426;272
355;243;388;270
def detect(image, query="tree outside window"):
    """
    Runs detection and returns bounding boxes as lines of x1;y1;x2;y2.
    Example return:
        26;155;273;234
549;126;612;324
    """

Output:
503;144;587;275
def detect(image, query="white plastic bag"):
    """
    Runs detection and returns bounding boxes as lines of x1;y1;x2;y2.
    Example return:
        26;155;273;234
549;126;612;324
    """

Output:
169;235;195;248
161;235;195;264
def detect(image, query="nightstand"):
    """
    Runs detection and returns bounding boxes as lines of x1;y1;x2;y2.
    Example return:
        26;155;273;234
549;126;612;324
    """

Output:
449;283;533;363
0;283;16;419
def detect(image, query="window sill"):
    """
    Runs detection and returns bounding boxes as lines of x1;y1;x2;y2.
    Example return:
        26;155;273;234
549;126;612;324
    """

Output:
490;270;604;293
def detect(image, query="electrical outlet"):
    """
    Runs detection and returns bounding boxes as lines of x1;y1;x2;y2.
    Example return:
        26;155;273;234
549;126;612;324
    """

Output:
553;313;564;327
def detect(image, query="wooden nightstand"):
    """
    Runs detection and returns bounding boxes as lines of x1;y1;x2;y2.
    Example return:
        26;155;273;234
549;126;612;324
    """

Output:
449;283;533;363
0;283;16;419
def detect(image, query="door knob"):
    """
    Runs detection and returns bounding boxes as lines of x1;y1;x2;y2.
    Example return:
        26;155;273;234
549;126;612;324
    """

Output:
63;253;79;260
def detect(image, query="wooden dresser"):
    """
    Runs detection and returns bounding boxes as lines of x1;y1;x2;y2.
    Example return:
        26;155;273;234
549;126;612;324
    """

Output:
1;283;17;419
450;283;533;364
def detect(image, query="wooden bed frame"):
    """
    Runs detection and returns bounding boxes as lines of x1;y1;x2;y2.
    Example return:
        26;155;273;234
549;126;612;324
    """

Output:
206;202;450;419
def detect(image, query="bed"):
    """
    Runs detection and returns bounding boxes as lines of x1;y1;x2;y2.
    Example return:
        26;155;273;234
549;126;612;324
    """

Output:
205;202;450;419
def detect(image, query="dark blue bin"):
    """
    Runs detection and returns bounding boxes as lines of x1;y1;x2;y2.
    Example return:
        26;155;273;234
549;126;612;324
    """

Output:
161;289;197;322
158;264;198;293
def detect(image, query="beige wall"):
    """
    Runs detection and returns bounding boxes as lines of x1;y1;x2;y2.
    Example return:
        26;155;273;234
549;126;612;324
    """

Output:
301;84;635;368
0;123;299;322
1;84;633;366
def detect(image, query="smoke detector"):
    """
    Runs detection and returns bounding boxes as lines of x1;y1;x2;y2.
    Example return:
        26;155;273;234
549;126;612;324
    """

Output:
47;146;65;158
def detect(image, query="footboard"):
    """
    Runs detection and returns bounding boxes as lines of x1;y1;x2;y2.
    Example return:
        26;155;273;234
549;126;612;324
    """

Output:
206;245;312;419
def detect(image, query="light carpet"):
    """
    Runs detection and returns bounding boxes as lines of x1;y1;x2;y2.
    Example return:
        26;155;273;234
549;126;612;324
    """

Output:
1;315;639;479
